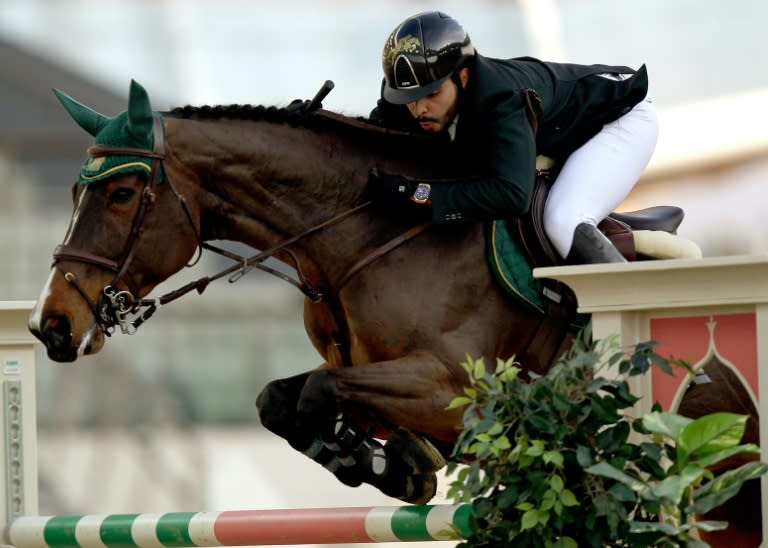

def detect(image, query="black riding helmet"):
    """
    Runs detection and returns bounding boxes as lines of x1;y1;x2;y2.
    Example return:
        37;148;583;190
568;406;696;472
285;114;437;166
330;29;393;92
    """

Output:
382;11;475;105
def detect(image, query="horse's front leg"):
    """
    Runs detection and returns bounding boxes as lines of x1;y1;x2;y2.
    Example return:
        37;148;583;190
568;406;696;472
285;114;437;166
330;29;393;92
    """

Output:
295;353;467;503
255;370;374;489
256;371;315;449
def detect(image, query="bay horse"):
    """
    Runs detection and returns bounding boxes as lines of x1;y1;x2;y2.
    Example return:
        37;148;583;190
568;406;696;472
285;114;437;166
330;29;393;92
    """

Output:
29;81;758;543
29;82;571;503
29;80;574;503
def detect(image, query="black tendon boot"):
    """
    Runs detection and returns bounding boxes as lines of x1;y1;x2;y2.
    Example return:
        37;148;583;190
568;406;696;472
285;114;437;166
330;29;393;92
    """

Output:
291;431;368;488
320;413;388;489
322;414;443;504
566;222;627;264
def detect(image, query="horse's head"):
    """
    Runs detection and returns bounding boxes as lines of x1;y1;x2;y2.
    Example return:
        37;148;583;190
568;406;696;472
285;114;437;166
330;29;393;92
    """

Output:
30;81;200;362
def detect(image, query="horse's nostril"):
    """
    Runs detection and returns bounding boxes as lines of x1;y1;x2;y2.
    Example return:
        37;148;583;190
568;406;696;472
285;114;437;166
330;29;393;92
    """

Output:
43;314;72;349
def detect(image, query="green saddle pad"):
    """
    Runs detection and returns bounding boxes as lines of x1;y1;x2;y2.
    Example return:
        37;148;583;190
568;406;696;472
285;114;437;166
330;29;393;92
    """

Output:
486;219;589;328
486;219;549;315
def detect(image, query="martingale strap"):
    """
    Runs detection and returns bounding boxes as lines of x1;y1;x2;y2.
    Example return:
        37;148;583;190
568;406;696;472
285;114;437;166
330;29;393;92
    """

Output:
336;223;430;291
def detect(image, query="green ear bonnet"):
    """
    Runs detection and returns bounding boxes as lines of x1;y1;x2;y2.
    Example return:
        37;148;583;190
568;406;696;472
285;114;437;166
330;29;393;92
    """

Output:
53;79;164;184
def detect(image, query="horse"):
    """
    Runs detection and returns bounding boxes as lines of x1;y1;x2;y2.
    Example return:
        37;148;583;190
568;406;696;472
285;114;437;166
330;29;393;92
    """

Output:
29;80;755;537
31;80;572;503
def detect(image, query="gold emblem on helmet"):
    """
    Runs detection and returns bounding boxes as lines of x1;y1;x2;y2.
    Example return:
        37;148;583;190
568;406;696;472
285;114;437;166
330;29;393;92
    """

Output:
384;35;422;65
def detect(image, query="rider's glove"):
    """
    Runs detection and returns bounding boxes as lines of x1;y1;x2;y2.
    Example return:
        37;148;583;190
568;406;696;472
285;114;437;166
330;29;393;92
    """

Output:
367;168;419;205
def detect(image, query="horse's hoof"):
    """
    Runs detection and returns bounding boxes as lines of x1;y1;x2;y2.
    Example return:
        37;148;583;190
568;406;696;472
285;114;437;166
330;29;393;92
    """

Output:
399;473;438;505
386;428;447;473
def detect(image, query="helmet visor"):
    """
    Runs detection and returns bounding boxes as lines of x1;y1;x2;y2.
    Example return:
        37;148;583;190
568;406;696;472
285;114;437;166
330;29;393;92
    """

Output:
382;73;450;105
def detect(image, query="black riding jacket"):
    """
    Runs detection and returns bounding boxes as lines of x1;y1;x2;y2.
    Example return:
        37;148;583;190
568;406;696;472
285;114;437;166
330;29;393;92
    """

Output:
371;54;649;224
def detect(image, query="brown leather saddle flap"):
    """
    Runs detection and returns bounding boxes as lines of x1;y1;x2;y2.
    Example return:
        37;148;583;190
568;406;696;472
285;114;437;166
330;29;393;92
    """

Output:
516;168;636;269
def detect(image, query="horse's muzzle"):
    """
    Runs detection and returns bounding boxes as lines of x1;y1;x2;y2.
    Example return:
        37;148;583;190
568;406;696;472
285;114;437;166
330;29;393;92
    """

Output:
30;314;78;363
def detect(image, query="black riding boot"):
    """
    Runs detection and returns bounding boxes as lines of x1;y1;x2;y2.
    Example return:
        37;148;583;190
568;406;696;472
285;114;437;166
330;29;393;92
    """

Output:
565;222;627;264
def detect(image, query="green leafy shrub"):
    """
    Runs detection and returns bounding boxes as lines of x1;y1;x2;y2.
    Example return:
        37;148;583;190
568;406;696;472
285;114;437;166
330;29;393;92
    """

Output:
447;328;767;547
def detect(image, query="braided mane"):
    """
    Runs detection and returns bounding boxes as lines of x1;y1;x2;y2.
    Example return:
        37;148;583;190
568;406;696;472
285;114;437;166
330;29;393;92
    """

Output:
164;103;441;148
167;103;365;130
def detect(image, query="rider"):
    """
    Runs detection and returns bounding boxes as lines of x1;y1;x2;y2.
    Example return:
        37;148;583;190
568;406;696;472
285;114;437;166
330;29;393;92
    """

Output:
367;11;659;264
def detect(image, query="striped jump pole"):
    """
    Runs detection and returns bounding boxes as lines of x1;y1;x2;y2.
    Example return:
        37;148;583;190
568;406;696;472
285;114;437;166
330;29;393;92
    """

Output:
6;504;472;547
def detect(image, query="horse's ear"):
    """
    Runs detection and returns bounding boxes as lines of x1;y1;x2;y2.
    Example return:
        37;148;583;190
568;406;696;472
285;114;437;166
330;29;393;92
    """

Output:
52;88;110;137
126;79;154;142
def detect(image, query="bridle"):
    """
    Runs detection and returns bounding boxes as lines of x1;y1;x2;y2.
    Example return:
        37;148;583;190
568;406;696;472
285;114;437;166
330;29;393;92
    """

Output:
53;115;174;336
52;114;429;358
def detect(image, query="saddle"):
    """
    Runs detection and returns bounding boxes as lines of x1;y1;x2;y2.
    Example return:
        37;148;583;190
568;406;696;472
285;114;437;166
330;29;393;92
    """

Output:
486;156;688;335
517;156;686;269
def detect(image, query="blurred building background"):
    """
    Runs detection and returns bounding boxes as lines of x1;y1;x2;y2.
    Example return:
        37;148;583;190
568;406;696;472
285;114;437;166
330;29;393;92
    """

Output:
0;1;767;547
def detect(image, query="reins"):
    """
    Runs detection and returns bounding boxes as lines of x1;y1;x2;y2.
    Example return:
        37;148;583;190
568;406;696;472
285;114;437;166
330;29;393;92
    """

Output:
52;113;430;346
199;201;375;302
138;204;428;347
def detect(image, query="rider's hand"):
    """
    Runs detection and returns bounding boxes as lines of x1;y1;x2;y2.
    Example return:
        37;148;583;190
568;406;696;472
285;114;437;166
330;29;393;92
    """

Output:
367;168;419;205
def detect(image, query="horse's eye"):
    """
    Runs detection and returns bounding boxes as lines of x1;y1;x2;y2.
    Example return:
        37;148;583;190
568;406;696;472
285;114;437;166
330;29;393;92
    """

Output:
110;188;136;204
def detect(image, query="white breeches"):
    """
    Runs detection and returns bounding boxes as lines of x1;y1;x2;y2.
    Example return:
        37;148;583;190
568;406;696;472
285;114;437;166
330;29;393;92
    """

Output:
543;96;659;258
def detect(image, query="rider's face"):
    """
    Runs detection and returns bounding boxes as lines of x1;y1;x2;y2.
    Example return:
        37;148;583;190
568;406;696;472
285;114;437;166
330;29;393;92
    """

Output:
406;68;468;133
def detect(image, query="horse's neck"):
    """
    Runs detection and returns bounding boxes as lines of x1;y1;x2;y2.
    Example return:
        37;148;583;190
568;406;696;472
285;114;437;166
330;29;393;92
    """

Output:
169;116;362;223
166;116;376;286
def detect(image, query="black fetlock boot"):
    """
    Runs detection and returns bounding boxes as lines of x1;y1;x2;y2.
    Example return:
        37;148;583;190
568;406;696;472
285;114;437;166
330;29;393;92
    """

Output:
320;413;389;488
291;432;367;488
565;222;627;264
321;415;441;504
